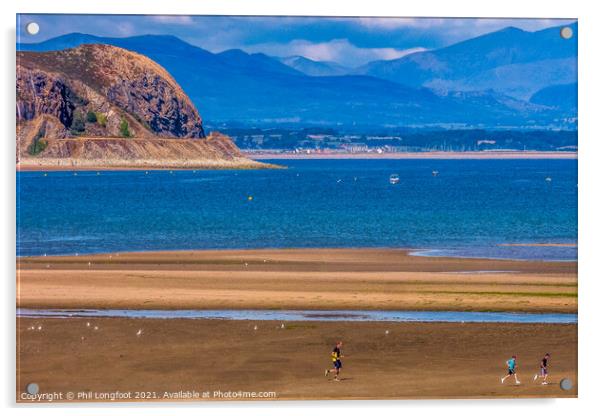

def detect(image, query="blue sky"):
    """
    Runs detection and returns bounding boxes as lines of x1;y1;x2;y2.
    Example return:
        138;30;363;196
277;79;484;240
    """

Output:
17;15;576;67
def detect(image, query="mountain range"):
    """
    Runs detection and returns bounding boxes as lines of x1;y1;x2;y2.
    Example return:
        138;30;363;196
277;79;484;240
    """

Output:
356;24;577;101
17;23;577;129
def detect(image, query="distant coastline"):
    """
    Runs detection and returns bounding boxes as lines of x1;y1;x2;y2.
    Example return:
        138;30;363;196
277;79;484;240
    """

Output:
16;159;281;172
247;151;577;160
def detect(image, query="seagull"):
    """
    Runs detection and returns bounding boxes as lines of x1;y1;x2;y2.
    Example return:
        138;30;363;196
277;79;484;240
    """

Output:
86;322;91;327
253;325;258;331
94;326;99;331
136;329;143;337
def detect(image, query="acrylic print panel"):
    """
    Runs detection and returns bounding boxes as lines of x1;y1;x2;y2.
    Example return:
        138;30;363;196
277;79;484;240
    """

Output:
16;14;577;402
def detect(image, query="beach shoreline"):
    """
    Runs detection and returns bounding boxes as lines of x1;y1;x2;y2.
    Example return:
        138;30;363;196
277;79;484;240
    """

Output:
17;248;577;313
16;318;577;401
16;249;578;401
16;160;283;172
246;151;577;160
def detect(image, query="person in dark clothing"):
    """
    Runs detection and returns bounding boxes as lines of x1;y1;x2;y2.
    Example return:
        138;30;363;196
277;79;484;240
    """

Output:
533;353;551;384
324;341;344;381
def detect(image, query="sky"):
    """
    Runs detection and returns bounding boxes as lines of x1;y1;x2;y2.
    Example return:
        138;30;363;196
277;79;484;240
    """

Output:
17;15;576;67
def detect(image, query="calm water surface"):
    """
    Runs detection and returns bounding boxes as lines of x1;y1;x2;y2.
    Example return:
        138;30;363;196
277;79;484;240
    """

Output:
17;308;577;324
17;159;577;260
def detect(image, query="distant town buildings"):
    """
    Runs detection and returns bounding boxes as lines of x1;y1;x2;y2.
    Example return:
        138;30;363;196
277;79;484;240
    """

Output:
210;126;577;155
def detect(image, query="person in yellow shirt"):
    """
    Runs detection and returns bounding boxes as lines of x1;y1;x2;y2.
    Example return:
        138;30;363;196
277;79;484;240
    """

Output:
324;341;344;381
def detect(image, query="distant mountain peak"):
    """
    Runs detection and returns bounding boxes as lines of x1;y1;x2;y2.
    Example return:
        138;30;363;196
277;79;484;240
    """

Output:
356;22;576;100
278;55;350;76
218;48;247;56
496;26;525;33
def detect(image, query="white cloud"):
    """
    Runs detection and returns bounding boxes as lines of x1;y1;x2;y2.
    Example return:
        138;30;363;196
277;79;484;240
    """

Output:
241;39;427;67
356;17;576;42
148;16;194;25
115;22;136;36
357;17;447;30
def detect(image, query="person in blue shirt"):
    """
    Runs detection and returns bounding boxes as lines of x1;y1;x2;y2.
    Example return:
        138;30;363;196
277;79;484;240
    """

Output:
501;355;521;384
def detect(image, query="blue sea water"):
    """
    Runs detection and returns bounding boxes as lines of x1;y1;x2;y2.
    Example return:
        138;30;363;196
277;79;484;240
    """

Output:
16;159;577;260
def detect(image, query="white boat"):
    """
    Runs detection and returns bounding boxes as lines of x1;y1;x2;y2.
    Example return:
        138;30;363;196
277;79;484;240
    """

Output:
389;174;400;184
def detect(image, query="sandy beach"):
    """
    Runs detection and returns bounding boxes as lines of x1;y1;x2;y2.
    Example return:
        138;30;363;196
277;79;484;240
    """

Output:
17;249;577;313
16;318;577;401
16;249;577;402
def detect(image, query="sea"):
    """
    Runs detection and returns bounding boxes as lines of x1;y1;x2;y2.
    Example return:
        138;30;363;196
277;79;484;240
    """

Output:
16;159;577;260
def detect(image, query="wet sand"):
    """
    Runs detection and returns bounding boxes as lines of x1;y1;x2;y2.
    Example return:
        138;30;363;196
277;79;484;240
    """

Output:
16;318;577;401
16;249;578;401
17;249;577;313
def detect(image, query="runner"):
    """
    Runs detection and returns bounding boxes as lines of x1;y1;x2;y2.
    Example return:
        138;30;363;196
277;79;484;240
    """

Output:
533;353;550;384
324;341;344;381
501;355;521;384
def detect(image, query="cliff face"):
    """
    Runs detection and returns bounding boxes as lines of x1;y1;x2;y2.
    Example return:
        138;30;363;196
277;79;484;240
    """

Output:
17;44;205;140
17;45;205;138
15;44;272;169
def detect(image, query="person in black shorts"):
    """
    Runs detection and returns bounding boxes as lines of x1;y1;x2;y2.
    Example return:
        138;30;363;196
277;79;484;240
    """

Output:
501;355;521;384
533;353;550;385
324;341;344;381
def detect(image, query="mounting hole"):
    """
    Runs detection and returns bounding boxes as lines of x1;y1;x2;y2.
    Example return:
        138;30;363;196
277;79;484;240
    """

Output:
26;22;40;35
26;383;39;395
560;26;573;40
559;378;573;390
